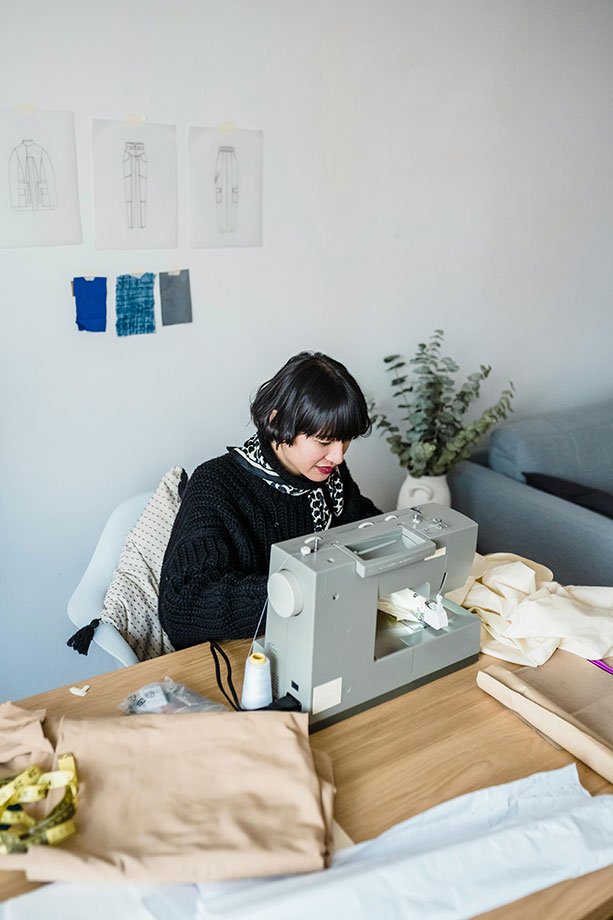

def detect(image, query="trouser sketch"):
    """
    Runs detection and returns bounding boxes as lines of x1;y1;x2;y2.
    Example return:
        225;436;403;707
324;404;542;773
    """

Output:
124;142;147;229
215;146;238;233
9;139;56;210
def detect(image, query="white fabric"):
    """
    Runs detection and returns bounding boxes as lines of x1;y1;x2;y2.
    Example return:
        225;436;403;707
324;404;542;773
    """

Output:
194;765;613;920
378;588;429;622
100;468;182;660
445;552;613;666
1;883;154;920
0;884;202;920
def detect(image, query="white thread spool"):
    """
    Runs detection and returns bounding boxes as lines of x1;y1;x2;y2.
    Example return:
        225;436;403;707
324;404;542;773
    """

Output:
241;652;273;710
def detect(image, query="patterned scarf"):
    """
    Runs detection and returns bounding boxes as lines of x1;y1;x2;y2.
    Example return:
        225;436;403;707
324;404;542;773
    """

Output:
231;433;344;531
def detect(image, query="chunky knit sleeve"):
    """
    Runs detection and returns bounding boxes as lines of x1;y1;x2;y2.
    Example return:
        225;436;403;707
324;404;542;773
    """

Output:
158;462;269;649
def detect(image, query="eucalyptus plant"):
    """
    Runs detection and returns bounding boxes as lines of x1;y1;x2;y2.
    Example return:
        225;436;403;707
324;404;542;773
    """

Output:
372;329;515;478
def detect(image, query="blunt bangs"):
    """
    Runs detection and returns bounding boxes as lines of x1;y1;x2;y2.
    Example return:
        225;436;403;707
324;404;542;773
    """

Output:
251;352;372;445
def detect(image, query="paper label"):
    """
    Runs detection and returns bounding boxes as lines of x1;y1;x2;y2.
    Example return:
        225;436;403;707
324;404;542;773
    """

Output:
312;677;342;715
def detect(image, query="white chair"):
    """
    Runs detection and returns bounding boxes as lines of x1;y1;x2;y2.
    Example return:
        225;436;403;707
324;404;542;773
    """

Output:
67;491;153;668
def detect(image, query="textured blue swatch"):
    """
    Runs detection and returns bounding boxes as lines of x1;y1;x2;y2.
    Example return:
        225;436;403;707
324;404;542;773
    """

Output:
115;273;156;337
73;277;107;332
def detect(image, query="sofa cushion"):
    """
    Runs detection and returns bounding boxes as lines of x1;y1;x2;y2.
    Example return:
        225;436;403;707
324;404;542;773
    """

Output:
523;472;613;520
489;401;613;493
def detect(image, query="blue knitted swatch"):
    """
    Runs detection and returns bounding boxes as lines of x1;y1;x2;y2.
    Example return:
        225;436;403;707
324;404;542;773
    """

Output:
115;273;155;337
73;276;107;332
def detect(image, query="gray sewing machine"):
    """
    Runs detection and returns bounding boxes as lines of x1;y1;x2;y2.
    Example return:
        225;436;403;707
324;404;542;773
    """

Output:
254;503;479;729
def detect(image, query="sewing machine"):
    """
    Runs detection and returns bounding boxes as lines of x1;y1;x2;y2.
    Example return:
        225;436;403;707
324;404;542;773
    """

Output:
254;503;479;728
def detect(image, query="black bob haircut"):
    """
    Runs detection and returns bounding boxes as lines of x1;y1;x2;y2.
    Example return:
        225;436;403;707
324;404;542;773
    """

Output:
251;352;372;446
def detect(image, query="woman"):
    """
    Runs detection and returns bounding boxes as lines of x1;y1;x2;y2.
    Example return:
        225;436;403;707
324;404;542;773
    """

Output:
158;352;381;649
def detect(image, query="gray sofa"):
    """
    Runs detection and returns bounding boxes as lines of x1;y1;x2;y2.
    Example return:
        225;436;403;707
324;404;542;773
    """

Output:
449;401;613;586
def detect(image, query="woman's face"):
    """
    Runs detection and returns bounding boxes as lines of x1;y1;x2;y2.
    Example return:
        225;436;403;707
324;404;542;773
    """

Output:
275;434;350;482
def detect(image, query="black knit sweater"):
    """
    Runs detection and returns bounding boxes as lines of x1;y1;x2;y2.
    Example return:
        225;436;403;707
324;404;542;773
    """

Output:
158;441;381;650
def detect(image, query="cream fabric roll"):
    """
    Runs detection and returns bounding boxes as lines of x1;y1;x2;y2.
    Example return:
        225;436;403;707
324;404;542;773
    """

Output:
447;552;613;666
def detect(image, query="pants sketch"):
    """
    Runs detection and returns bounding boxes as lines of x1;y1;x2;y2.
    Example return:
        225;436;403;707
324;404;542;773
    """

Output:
215;146;238;233
124;142;147;229
9;139;56;210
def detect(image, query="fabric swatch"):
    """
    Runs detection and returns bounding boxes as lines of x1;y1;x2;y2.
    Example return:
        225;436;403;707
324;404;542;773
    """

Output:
115;273;155;337
159;269;193;326
73;277;107;332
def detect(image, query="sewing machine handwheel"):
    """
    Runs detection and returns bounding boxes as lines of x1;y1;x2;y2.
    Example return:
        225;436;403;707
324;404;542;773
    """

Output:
267;570;304;618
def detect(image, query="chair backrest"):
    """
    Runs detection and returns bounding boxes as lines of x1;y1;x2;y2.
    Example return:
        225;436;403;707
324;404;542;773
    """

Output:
67;491;153;668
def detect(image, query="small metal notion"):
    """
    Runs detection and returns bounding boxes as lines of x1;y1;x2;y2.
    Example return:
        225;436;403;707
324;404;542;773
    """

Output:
300;546;312;556
431;517;443;524
412;512;422;525
304;535;322;551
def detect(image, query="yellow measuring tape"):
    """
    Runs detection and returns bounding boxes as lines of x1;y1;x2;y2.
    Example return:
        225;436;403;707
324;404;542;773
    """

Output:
0;754;78;855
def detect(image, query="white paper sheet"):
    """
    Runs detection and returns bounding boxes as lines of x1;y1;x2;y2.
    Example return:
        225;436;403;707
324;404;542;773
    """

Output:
92;119;177;250
0;109;82;248
189;127;262;248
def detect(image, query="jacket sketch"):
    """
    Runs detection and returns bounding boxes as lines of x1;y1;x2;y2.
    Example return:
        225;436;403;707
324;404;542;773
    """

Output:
9;139;56;210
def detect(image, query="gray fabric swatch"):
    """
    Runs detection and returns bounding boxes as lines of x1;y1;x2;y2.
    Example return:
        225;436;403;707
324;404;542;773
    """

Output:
159;269;193;326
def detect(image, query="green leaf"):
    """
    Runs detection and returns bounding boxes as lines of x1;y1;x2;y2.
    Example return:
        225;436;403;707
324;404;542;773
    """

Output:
373;329;515;475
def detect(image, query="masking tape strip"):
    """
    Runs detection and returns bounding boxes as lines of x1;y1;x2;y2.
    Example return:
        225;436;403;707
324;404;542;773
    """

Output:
0;754;78;854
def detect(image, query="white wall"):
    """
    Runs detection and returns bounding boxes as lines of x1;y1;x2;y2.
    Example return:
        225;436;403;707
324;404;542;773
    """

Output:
1;0;612;699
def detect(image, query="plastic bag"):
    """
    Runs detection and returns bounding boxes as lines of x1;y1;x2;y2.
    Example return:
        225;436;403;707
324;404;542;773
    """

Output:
118;676;228;715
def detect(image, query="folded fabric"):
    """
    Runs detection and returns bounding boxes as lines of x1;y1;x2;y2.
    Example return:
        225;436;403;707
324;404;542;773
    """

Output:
194;765;613;920
0;703;53;769
377;589;426;622
446;552;613;666
0;707;334;884
477;651;613;783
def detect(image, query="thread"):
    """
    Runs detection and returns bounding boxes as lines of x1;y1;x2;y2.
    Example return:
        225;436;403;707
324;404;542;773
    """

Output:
241;652;272;710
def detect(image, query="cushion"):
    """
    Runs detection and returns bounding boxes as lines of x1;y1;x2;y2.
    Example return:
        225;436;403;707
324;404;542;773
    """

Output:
523;472;613;520
489;401;613;493
100;467;187;660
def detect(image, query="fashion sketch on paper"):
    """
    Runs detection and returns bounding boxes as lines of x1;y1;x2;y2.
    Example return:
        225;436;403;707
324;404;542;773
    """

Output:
124;141;147;229
215;145;238;233
8;139;57;210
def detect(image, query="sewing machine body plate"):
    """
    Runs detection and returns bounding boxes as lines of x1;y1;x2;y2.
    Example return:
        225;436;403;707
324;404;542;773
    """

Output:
258;503;479;727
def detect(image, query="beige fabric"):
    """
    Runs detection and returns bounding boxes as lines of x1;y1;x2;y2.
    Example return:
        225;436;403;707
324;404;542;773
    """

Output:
0;707;335;884
0;703;53;770
477;652;613;783
101;468;182;661
447;552;613;666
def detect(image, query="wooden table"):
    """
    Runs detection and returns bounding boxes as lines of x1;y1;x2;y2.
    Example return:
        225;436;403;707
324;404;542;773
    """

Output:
2;642;613;918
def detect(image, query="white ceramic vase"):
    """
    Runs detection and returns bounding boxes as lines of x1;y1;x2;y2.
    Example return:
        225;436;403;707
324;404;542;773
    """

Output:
397;472;451;510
